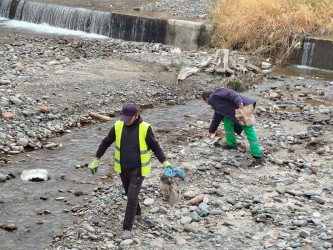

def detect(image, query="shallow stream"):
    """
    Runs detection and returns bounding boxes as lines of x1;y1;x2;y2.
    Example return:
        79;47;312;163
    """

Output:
0;100;211;250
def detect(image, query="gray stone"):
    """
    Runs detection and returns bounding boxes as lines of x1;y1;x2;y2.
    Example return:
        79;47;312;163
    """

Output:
163;232;174;239
323;242;332;248
180;216;192;225
312;196;325;204
198;202;209;210
214;163;222;169
226;197;236;205
83;223;95;232
293;219;308;227
299;230;311;238
223;221;234;227
277;241;287;248
200;209;209;217
304;191;320;196
120;239;134;246
9;96;22;105
150;207;159;213
106;233;114;238
159;206;168;214
16;138;28;147
143;218;156;228
319;232;332;240
189;212;199;222
276;184;287;194
144;198;155;206
77;228;87;235
88;233;98;240
209;209;223;215
216;190;224;197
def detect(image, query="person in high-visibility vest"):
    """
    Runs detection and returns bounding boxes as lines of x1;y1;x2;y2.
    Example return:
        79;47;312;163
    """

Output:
202;88;263;168
88;104;173;240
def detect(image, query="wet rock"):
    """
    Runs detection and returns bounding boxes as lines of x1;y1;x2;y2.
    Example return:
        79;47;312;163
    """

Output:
0;224;17;231
143;218;156;228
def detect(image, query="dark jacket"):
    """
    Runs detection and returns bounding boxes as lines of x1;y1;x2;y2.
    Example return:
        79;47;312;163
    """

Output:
208;88;256;135
95;115;166;170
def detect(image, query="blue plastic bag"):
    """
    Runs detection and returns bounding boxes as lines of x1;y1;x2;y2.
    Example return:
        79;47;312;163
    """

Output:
164;166;189;186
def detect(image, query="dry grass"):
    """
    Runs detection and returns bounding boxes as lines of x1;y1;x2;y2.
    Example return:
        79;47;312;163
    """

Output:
210;0;333;55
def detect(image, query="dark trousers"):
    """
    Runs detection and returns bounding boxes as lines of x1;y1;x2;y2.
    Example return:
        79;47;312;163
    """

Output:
120;167;144;231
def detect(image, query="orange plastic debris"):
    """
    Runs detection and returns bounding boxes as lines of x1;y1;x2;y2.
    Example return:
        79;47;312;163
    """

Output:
309;166;317;174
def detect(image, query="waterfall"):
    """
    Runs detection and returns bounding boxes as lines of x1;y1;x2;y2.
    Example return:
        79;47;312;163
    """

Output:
0;0;12;18
0;0;166;43
301;40;316;66
14;1;112;35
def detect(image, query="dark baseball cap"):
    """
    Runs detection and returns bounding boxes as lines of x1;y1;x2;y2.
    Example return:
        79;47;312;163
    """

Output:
120;104;138;122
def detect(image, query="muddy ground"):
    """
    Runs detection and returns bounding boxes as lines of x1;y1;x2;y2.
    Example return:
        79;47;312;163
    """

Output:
0;33;332;250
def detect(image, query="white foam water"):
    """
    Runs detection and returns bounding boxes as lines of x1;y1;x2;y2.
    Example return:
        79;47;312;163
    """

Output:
294;65;333;73
1;19;109;39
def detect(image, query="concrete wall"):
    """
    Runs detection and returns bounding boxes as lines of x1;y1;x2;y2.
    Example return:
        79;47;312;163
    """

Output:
165;19;213;51
289;37;333;71
3;0;213;51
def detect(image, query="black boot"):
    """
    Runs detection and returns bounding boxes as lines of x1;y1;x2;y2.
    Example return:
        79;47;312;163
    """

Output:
222;144;238;150
247;157;263;167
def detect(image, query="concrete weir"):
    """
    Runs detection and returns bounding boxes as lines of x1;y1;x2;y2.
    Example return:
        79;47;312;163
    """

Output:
289;37;333;71
0;0;213;50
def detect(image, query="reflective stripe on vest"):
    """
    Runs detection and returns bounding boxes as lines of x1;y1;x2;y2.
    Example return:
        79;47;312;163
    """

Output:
114;120;152;176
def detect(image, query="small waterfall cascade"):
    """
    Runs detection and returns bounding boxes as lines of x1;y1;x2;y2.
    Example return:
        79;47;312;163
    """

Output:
0;0;166;43
0;0;12;18
14;1;112;35
301;38;316;66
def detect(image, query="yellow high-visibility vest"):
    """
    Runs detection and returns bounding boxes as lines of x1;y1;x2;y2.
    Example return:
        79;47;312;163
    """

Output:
114;120;152;176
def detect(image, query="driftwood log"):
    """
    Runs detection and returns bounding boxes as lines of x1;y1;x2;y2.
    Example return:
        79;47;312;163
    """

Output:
203;49;249;75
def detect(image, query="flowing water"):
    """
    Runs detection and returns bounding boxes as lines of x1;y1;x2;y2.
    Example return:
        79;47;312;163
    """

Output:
301;40;316;66
0;0;167;42
273;65;333;81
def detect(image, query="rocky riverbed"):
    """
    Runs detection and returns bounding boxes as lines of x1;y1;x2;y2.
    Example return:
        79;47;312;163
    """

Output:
0;32;332;250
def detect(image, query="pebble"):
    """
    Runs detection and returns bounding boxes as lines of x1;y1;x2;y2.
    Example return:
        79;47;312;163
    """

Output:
144;198;155;206
119;239;134;246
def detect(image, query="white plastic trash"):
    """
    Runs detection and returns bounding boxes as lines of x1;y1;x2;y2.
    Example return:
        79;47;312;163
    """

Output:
262;62;272;68
21;169;49;181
